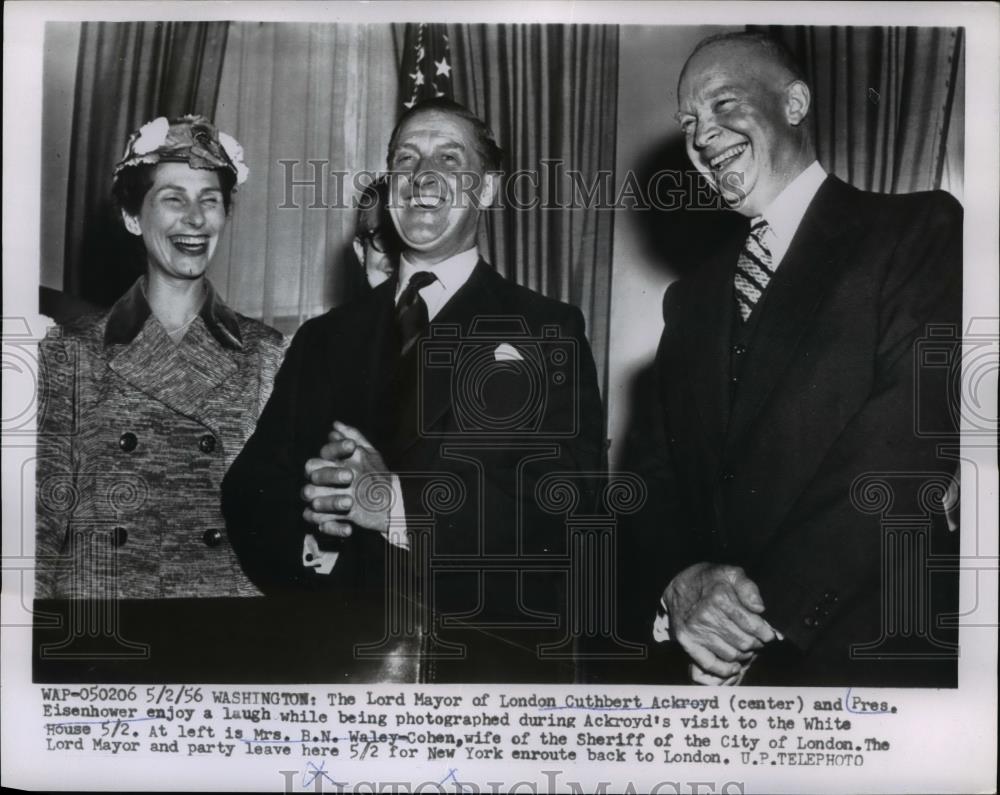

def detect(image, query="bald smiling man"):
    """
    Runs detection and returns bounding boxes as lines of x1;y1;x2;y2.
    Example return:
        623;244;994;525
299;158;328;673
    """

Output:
649;32;962;687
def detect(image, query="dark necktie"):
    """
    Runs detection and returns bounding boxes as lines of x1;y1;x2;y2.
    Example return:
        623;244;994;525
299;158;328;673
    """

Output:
734;219;775;323
395;271;438;357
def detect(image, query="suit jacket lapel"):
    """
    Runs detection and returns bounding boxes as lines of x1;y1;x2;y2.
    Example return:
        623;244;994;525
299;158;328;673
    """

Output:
107;318;239;427
363;281;402;443
725;177;864;453
685;236;742;456
102;277;252;431
392;260;499;458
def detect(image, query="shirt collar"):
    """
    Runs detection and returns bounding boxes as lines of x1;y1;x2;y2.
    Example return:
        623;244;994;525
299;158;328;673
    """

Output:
103;277;243;350
396;247;480;301
757;160;828;261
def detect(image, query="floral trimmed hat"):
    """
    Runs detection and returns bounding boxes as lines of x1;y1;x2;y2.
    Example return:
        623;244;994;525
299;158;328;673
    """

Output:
113;115;249;185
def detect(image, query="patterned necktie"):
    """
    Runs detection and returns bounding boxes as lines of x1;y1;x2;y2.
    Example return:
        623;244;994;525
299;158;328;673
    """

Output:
395;271;438;357
734;219;775;323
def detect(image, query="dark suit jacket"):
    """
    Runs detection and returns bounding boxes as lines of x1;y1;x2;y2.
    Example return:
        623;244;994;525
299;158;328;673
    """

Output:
222;260;605;681
651;176;962;686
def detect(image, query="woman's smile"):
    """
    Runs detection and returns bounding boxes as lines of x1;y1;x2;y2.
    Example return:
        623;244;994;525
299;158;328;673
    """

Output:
122;162;227;281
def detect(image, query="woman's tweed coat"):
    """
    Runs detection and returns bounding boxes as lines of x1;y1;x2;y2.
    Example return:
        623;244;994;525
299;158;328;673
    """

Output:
35;279;286;598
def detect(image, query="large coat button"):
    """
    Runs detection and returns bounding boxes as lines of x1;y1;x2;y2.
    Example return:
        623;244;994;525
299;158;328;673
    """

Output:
202;528;223;547
198;434;217;454
118;432;138;452
111;526;128;548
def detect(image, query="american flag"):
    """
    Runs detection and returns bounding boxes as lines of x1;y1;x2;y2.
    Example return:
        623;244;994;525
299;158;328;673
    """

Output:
400;23;453;111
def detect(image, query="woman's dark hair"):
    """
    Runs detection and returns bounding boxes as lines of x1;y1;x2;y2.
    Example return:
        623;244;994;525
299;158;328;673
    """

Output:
355;175;402;255
112;163;237;218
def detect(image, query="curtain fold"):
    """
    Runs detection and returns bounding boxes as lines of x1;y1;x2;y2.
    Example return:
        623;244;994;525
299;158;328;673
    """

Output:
64;21;229;306
209;23;399;332
755;25;964;196
448;24;619;403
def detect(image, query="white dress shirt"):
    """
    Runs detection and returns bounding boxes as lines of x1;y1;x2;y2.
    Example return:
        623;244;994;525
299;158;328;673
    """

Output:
754;160;828;268
395;246;480;319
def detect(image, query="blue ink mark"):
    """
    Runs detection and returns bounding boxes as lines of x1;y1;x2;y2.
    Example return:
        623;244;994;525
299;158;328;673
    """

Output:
243;738;315;745
844;688;891;714
302;760;343;789
539;705;661;712
440;768;471;792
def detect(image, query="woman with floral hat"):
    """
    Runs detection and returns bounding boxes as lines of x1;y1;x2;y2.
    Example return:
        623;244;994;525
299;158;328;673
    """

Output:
35;115;285;599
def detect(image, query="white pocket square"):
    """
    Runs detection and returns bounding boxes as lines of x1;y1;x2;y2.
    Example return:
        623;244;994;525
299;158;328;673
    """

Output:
494;342;523;362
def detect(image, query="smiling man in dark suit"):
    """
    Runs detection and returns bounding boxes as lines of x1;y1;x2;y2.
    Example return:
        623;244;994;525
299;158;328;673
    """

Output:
650;32;961;686
222;98;604;681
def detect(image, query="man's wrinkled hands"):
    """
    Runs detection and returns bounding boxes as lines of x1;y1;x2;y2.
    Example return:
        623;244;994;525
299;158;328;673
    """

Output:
663;562;780;680
301;421;397;541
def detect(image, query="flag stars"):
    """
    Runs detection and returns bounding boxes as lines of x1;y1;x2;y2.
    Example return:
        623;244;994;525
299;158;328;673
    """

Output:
401;23;452;112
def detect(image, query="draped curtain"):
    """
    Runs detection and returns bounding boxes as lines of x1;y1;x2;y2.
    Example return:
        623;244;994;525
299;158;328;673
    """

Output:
209;23;399;332
447;24;619;401
64;22;229;307
56;19;619;388
754;26;965;197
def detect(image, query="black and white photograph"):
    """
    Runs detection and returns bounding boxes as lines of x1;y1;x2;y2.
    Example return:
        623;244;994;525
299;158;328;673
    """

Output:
3;2;997;792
